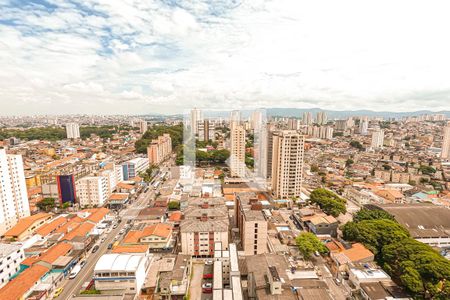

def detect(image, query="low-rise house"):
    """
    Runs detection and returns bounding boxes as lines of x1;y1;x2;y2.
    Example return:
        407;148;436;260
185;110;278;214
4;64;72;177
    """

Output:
2;213;52;241
123;223;173;250
0;243;25;288
331;243;374;272
0;264;50;300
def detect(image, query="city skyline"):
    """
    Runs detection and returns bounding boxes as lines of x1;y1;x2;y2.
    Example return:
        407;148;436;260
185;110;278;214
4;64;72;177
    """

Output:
1;0;450;115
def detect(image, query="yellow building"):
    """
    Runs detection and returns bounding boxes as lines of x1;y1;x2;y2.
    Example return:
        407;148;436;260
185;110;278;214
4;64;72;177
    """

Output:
25;174;41;189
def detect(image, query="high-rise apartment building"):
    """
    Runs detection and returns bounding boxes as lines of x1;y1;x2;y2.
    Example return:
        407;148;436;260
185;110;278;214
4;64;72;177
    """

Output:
302;112;313;125
230;110;241;126
76;176;109;207
316;112;328;125
359;118;369;135
191;108;203;136
442;122;450;159
147;134;172;165
65;123;80;139
198;120;215;142
230;123;246;178
0;149;30;235
271;131;305;199
371;129;385;149
137;120;148;134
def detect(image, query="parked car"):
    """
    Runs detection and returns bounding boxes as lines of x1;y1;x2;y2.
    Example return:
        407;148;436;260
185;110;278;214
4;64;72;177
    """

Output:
202;283;213;294
205;260;213;265
53;287;64;298
107;243;113;250
203;273;213;279
91;245;99;253
79;260;86;268
113;223;118;229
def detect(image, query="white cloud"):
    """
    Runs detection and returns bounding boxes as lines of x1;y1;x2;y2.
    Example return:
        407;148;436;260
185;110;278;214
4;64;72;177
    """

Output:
0;0;450;115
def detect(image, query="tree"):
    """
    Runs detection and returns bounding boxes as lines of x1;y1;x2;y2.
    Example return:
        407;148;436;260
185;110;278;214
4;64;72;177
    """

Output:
345;159;354;167
36;197;56;211
353;208;395;222
310;164;319;172
349;140;364;150
295;232;328;259
342;219;410;255
168;201;180;210
309;188;346;217
419;165;436;175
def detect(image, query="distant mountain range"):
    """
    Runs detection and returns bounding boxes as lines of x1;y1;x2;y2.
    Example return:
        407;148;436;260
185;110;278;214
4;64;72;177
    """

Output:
146;108;450;119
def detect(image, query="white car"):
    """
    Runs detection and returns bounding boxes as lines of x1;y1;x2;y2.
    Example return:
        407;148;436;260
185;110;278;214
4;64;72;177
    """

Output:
202;283;212;289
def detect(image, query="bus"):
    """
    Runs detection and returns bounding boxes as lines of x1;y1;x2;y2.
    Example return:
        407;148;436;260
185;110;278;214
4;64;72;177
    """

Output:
69;264;81;279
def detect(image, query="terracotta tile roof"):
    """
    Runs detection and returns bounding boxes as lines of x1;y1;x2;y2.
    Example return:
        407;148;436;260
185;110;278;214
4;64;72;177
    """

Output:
117;182;135;190
36;217;67;236
86;207;109;223
123;224;172;244
109;193;129;201
21;256;39;267
39;242;73;264
3;213;51;237
169;211;182;222
143;223;172;238
122;231;142;244
341;243;374;262
63;222;94;241
112;245;149;253
55;219;82;234
0;264;49;300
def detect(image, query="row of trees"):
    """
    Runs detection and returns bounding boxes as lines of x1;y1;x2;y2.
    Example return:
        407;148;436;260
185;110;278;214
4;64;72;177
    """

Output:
135;124;183;154
0;125;130;141
343;209;450;299
309;188;346;217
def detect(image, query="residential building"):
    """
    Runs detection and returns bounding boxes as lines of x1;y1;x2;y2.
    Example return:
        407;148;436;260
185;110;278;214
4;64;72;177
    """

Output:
359;118;369;135
0;264;50;300
442;122;450;159
230;123;246;178
371;129;385;149
316;111;328;125
137;120;148;134
147;134;172;165
0;244;25;288
235;193;268;255
0;149;30;235
271;130;305;199
122;157;149;180
302;112;313;125
76;176;109;207
122;223;173;250
2;212;52;241
191;108;203;136
180;216;229;257
65;122;80;139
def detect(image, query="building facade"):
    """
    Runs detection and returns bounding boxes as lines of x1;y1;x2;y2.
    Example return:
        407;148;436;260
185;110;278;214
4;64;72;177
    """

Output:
76;176;109;207
65;123;80;139
230;124;246;178
0;149;30;235
271;131;305;199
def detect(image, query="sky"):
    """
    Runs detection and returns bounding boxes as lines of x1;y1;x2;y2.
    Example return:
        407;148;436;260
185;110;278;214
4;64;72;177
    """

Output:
1;0;450;115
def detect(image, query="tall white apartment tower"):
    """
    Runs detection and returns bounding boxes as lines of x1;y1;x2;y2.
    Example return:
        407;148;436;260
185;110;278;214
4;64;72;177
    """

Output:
316;112;328;125
190;108;203;136
230;110;241;126
0;149;30;235
137;120;148;134
302;112;313;125
230;123;246;178
441;122;450;159
66;122;80;139
271;131;305;199
371;129;385;149
360;118;369;135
